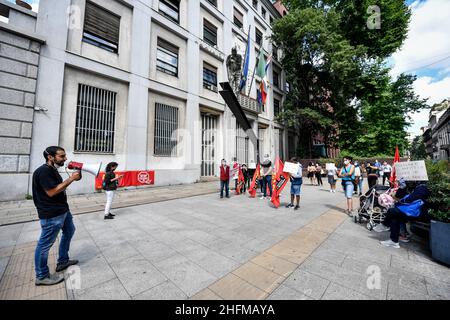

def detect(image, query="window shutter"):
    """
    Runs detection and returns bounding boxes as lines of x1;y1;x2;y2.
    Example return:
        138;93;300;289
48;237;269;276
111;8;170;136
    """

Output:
84;1;120;46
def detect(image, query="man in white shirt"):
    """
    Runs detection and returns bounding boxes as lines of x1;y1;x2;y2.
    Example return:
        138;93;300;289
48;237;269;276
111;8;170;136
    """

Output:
382;161;392;186
354;161;363;195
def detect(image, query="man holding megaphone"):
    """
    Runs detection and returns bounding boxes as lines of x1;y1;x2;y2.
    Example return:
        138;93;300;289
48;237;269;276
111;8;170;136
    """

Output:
32;146;81;286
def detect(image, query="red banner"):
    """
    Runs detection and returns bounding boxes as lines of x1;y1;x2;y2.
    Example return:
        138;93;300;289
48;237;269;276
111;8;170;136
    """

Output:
236;167;245;195
390;146;400;187
95;170;155;190
271;158;289;208
249;163;260;198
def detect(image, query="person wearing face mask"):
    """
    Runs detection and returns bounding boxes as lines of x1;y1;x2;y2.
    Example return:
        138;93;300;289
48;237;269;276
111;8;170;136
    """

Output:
338;157;355;215
32;146;81;286
381;161;392;186
219;159;230;198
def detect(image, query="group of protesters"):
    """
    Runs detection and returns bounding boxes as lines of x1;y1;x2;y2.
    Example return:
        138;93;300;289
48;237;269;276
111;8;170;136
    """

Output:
29;144;434;287
220;156;399;215
220;155;303;210
220;156;273;199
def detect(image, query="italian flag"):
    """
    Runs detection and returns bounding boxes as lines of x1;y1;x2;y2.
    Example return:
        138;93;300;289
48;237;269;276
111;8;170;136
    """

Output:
256;51;271;106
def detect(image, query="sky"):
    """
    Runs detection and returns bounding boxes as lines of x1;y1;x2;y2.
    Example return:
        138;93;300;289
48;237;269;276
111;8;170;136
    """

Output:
389;0;450;137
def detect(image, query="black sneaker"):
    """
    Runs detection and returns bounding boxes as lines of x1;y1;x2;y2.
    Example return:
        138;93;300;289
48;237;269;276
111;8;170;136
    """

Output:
35;273;64;286
294;205;300;210
108;212;115;217
104;214;114;220
286;203;294;208
55;259;79;272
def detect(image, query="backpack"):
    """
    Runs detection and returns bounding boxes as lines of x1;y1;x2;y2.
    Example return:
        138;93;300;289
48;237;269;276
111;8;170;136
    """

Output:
102;173;109;190
395;196;424;217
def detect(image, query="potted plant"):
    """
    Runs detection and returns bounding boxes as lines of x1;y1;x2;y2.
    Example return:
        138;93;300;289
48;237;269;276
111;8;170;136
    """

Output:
426;160;450;266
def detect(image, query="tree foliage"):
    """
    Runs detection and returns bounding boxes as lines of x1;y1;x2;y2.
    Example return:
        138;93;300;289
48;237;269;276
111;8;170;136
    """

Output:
410;135;428;161
273;0;423;158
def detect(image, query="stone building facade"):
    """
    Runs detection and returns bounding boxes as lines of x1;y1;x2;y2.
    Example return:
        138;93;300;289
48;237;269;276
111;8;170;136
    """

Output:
0;0;288;201
0;0;44;201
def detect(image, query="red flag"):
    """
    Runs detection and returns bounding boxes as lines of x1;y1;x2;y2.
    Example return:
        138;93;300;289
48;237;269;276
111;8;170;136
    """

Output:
390;146;400;187
249;163;261;198
236;167;245;195
271;157;289;208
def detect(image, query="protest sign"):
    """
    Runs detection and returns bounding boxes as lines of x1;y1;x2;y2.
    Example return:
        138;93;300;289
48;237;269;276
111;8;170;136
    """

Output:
283;162;300;175
394;161;428;181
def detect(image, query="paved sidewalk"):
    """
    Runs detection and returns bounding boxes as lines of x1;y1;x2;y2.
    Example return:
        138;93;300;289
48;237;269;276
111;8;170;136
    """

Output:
0;181;218;226
1;183;449;300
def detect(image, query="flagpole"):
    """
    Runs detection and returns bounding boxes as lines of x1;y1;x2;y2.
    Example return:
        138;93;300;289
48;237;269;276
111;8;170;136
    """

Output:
247;42;264;97
239;25;252;94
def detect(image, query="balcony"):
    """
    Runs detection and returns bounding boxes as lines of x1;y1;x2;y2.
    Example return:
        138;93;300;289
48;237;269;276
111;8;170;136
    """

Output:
238;94;261;114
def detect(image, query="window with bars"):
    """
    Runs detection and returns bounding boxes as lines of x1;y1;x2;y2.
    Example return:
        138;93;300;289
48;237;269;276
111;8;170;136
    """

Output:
154;103;178;157
255;28;262;46
236;122;249;164
82;1;120;53
252;0;258;9
75;84;116;153
233;7;243;29
206;0;217;7
258;128;265;160
203;19;217;47
159;0;180;24
203;63;218;92
156;38;178;77
261;7;266;19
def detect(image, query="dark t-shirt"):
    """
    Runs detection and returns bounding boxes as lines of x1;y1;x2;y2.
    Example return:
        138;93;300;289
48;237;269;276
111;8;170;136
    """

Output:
103;171;117;191
32;164;69;219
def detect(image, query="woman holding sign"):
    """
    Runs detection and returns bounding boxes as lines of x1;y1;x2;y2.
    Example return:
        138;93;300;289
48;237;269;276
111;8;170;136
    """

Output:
285;158;303;210
327;163;337;193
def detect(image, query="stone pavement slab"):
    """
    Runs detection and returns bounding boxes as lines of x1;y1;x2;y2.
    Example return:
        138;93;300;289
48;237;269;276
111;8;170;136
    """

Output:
0;181;219;226
1;182;449;300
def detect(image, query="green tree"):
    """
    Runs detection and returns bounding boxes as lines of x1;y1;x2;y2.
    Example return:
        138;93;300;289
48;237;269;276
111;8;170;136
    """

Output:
349;70;428;156
272;6;365;157
273;0;414;157
410;135;428;160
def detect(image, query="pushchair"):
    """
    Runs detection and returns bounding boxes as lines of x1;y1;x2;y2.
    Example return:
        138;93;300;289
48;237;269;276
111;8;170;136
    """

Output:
354;184;390;231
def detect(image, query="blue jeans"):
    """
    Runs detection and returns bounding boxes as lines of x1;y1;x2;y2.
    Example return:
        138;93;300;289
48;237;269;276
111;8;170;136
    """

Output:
263;175;273;197
342;180;354;199
358;178;363;194
259;178;264;193
34;211;76;280
220;180;229;197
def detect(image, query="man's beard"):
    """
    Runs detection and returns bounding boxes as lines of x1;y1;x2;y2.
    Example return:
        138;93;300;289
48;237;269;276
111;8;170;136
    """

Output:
52;161;65;169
